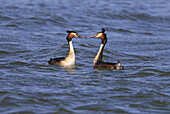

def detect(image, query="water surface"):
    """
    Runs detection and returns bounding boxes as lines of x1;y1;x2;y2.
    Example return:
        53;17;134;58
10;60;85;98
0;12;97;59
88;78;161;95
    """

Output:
0;0;170;113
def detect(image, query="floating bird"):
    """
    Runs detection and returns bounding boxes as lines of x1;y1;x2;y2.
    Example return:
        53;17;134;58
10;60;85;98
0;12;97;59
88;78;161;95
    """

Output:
86;28;124;70
48;31;84;67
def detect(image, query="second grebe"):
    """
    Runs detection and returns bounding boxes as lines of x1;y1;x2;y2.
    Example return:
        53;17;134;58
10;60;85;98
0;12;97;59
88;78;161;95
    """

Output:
48;31;84;66
87;28;124;70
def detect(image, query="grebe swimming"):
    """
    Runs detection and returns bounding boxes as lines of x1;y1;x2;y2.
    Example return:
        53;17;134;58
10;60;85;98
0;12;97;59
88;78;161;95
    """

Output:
48;30;84;66
87;28;124;70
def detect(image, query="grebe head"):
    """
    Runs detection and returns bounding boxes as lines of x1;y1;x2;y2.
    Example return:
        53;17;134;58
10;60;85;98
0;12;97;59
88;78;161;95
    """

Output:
66;30;84;42
86;28;107;44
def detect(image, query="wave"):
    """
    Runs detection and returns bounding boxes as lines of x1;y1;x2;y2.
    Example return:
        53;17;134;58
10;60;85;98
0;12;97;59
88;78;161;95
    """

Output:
94;9;170;22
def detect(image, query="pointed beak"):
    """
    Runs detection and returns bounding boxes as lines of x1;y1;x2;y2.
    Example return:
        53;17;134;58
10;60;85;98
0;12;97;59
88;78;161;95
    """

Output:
77;34;85;39
76;34;85;39
86;34;97;39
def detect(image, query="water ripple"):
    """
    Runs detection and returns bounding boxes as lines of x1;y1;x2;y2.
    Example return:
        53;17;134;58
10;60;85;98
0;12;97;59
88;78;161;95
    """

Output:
0;0;170;113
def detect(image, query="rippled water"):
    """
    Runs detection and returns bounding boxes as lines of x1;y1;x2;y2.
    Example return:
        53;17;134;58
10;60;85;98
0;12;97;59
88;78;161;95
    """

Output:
0;0;170;113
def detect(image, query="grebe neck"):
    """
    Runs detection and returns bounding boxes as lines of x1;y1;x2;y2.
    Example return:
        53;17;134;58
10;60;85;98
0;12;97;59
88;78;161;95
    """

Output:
62;41;75;65
93;43;105;65
68;41;74;53
67;41;75;58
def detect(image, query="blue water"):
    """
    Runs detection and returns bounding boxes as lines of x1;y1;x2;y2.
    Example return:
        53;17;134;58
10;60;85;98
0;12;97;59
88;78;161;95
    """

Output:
0;0;170;113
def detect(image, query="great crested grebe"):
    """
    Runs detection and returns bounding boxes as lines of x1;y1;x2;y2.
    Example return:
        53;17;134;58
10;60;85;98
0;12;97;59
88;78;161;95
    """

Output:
87;28;124;70
48;30;84;66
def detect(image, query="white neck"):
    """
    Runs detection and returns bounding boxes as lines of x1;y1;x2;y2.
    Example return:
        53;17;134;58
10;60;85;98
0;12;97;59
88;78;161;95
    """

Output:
64;41;75;65
93;43;104;65
68;41;74;53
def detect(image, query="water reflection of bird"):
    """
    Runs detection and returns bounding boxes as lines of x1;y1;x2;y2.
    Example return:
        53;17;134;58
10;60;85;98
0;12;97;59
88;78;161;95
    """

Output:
48;31;84;67
86;28;124;70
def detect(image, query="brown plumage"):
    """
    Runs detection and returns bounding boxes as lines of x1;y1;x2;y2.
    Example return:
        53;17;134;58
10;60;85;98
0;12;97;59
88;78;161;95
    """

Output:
86;28;124;70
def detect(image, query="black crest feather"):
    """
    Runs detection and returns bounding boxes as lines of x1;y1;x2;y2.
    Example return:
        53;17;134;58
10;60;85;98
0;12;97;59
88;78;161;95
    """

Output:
66;30;77;33
101;28;105;33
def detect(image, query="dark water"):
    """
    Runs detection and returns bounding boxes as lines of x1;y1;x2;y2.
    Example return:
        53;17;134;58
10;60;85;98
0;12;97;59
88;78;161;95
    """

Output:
0;0;170;113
